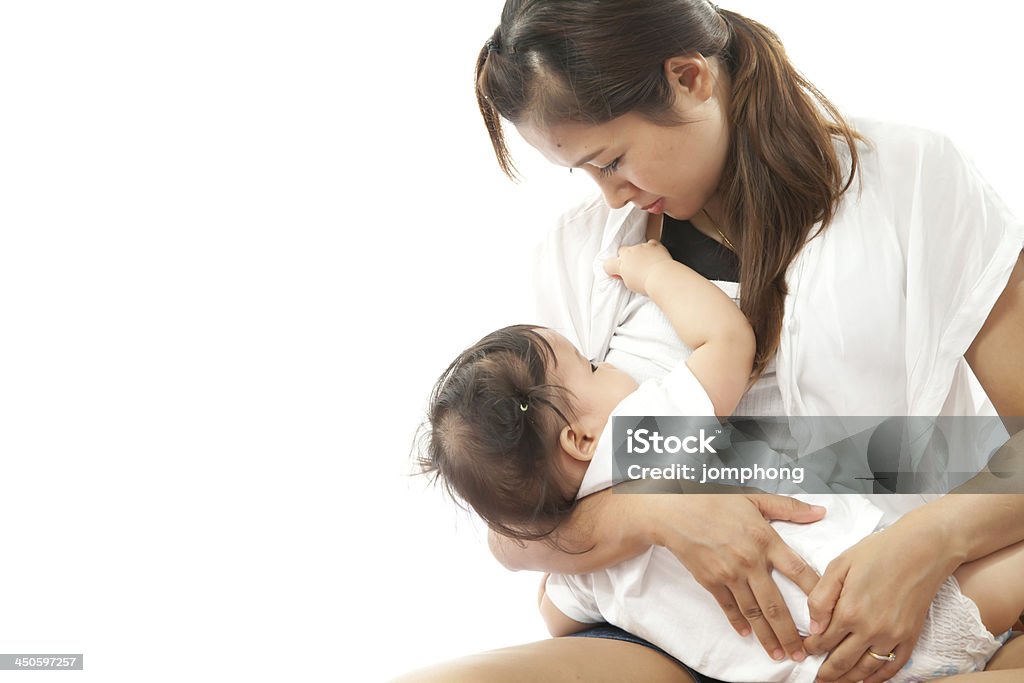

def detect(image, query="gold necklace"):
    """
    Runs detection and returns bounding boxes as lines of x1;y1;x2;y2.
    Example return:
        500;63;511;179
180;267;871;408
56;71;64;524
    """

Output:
701;208;736;252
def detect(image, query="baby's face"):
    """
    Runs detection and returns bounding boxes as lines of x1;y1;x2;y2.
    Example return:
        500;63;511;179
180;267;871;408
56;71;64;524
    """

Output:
538;329;639;432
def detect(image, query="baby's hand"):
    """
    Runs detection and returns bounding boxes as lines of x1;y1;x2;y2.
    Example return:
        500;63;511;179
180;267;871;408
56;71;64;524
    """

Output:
602;240;673;296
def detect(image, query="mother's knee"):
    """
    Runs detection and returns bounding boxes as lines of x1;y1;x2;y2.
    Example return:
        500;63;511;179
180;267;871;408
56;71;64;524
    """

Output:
388;647;538;683
389;637;696;683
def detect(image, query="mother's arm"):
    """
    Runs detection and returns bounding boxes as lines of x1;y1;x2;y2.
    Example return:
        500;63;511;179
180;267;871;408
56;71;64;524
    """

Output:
490;486;827;663
967;250;1024;434
805;251;1024;683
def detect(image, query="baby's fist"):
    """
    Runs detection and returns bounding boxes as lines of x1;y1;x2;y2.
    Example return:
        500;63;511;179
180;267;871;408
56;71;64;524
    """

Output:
602;240;672;296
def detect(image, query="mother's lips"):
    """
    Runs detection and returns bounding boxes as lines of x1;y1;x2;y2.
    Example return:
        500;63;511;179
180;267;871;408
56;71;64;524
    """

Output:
640;198;665;214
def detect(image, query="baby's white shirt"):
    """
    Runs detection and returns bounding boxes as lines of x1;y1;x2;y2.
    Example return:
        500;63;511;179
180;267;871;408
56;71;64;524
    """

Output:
547;363;884;683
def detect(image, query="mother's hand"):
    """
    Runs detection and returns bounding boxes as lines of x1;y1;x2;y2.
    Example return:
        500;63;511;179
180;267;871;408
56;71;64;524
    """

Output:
650;493;826;662
804;515;957;683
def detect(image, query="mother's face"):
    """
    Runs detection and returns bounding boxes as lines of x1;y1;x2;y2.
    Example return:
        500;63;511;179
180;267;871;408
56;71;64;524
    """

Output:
515;55;731;221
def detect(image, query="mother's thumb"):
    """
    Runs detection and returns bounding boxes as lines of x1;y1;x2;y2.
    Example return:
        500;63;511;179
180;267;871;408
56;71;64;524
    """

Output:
751;494;827;523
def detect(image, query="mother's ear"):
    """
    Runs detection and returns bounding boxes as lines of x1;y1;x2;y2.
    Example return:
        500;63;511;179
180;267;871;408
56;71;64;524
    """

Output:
663;53;715;103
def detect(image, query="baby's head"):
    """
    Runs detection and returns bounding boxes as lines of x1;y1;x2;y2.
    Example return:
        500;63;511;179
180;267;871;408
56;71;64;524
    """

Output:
419;325;638;541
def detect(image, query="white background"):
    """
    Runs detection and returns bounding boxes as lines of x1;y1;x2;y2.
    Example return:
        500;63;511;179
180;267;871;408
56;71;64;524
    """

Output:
0;2;1021;681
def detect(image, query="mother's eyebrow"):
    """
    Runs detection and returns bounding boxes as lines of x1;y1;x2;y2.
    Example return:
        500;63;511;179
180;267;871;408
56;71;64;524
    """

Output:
572;148;606;167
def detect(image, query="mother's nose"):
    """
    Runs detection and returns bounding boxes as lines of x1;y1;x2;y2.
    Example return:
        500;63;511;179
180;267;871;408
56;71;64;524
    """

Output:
594;175;638;210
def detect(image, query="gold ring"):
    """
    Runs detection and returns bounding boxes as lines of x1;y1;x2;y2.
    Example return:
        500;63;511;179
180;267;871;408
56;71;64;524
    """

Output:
868;650;896;663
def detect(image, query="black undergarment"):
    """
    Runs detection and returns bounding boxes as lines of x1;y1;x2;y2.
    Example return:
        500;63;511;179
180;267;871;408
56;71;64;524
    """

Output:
660;216;739;283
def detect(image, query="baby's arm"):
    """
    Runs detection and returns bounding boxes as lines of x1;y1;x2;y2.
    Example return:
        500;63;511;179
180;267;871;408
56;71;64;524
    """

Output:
536;573;592;637
603;240;755;416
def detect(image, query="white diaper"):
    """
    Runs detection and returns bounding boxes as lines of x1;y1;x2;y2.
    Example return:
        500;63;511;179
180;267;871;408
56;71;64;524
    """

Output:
889;575;1011;683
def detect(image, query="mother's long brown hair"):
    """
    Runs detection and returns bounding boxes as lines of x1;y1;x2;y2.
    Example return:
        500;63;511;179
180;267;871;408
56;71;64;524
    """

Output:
476;0;863;378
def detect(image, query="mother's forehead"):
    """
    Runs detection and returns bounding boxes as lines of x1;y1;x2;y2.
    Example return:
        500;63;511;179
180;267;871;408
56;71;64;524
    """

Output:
515;118;623;167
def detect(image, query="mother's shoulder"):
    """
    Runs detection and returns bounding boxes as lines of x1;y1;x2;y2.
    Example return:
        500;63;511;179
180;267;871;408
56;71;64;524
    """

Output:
849;116;962;162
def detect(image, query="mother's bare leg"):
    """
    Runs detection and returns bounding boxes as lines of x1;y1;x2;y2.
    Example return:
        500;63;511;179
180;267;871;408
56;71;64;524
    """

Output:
987;633;1024;670
390;637;697;683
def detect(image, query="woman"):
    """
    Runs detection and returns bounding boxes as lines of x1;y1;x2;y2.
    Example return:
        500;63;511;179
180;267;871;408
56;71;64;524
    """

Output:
398;2;1024;682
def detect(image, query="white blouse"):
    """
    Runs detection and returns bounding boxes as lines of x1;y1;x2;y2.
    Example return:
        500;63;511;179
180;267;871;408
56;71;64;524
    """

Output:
533;117;1024;519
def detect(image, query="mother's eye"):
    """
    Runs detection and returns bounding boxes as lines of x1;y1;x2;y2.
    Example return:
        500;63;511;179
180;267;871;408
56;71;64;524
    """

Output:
598;156;621;178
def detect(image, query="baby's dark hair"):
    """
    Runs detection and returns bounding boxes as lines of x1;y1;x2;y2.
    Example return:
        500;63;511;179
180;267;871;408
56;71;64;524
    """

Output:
418;324;581;542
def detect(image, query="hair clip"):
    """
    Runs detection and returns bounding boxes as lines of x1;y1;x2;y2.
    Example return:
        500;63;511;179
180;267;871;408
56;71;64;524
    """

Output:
519;402;529;412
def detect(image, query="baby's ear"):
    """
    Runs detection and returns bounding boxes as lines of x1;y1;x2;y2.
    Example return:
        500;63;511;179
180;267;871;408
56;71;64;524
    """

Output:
559;425;596;463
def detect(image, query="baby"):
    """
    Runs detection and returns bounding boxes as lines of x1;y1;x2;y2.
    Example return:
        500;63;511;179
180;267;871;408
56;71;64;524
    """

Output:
420;241;1019;682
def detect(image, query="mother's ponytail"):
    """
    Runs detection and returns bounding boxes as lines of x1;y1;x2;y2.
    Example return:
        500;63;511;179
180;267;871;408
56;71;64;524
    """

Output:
717;9;863;376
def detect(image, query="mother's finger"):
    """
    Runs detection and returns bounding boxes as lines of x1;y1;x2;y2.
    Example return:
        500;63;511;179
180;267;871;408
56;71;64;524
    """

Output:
812;631;878;683
832;643;895;683
812;638;862;682
728;579;786;661
602;256;620;276
861;643;912;683
747;565;807;661
805;557;845;636
706;584;751;638
764;527;821;598
803;597;851;655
